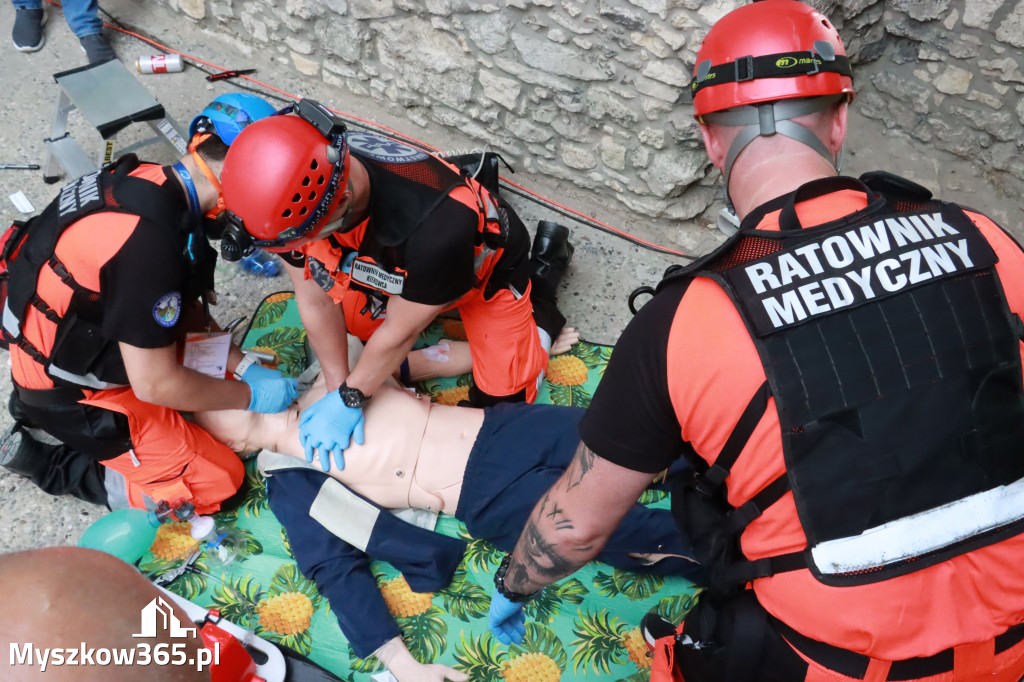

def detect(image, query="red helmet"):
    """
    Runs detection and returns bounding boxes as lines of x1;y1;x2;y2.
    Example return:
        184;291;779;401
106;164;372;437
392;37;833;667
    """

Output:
692;0;854;117
221;115;350;252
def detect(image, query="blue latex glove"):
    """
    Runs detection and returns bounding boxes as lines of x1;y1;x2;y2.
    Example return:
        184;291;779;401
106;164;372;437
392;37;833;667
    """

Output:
299;390;365;471
240;363;286;383
242;373;298;414
488;591;526;645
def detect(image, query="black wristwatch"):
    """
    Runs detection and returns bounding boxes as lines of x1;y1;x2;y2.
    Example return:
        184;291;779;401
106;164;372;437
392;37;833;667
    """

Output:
494;554;538;603
338;382;369;409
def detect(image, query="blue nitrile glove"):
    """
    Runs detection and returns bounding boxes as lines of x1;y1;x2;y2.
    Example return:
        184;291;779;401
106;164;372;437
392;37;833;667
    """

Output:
240;363;286;383
299;390;365;471
488;591;527;645
242;374;298;414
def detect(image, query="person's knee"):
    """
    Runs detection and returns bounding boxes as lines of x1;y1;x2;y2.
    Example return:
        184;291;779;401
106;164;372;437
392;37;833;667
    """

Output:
0;546;209;681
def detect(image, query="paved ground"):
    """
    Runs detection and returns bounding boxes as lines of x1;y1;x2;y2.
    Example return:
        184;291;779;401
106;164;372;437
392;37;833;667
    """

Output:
0;0;1020;553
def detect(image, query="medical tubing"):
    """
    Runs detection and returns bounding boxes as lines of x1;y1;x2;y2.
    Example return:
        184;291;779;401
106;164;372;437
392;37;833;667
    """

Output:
59;0;696;260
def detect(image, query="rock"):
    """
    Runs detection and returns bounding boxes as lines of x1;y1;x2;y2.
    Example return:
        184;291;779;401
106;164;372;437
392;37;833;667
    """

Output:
934;65;973;95
479;70;521;109
995;0;1024;48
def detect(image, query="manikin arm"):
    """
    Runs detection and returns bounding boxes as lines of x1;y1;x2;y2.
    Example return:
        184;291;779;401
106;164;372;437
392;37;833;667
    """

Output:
374;637;468;682
344;295;445;397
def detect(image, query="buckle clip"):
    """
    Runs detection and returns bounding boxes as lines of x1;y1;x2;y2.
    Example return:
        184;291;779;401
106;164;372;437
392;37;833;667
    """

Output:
735;55;754;82
806;51;821;76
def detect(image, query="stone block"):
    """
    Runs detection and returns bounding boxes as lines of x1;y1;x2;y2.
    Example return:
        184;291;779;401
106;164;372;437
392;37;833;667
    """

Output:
583;87;640;125
638;148;706;197
934;65;973;95
315;17;365;62
350;0;395;19
996;0;1024;49
561;142;598;169
979;57;1024;84
597;1;646;30
870;71;930;114
890;0;951;22
179;0;205;20
630;32;671;58
506;116;554;143
286;36;314;55
291;51;322;75
479;70;521;109
599;136;627;170
627;0;668;20
511;32;614;81
947;103;1017;142
464;13;513;54
285;0;325;19
633;73;681;102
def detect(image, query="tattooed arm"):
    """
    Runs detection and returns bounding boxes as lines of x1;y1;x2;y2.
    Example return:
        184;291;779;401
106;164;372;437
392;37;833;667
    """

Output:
502;442;658;595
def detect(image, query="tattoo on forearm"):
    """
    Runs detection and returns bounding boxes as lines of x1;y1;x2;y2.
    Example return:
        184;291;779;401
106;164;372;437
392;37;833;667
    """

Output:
518;522;588;582
565;446;596;491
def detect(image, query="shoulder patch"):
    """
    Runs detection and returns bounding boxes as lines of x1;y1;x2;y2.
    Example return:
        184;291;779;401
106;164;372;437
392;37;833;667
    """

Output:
153;292;182;328
346;131;429;164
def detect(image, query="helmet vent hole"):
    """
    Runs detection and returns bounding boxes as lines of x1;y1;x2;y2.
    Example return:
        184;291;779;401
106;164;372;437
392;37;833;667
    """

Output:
302;177;311;187
317;176;325;185
282;209;292;218
299;207;309;216
822;19;831;28
310;159;319;170
308;191;317;200
291;193;301;203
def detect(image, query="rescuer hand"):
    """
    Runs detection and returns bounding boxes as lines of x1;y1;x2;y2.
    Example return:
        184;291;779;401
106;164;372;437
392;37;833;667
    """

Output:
488;591;527;645
299;390;365;471
242;373;299;414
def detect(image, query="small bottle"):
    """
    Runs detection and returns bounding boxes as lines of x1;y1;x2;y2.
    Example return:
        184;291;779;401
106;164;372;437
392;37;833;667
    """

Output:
238;248;280;277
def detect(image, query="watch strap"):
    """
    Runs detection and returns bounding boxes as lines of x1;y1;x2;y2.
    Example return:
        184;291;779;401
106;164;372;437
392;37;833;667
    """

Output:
233;353;261;381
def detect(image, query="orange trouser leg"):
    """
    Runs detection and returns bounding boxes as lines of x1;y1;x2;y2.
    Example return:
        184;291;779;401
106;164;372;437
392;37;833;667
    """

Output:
85;391;244;515
460;280;548;401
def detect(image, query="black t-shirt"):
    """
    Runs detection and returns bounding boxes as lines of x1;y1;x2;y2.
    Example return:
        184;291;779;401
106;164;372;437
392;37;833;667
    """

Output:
89;166;191;350
578;278;694;473
99;215;190;349
284;155;481;307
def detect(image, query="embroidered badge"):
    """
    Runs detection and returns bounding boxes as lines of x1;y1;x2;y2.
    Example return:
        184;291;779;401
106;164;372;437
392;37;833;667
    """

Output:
153;292;182;327
346;131;429;164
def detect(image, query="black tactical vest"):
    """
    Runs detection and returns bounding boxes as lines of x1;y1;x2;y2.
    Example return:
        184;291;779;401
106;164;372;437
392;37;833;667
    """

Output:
666;174;1024;590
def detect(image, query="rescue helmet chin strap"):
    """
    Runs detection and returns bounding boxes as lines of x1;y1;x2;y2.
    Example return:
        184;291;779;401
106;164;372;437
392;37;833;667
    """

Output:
702;93;848;209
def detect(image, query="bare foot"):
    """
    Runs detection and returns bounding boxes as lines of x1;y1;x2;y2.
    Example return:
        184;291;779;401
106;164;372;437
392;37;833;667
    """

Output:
550;327;579;355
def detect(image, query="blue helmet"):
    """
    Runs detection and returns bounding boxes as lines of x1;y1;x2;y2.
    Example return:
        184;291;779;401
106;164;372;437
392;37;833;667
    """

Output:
188;93;278;146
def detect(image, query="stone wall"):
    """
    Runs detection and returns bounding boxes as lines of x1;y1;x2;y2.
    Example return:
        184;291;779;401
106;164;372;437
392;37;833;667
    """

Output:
159;0;1024;223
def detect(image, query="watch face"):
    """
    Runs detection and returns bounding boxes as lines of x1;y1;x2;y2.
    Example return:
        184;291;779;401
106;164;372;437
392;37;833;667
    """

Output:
339;385;368;408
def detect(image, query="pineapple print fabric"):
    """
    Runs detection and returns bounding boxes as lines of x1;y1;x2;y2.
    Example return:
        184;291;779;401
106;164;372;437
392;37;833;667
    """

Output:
142;292;700;681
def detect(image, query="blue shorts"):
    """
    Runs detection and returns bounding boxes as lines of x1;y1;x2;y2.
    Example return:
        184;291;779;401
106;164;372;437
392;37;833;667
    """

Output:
457;401;701;579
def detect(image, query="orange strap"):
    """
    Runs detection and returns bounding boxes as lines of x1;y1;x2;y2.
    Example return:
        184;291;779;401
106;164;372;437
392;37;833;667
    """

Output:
650;623;687;682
